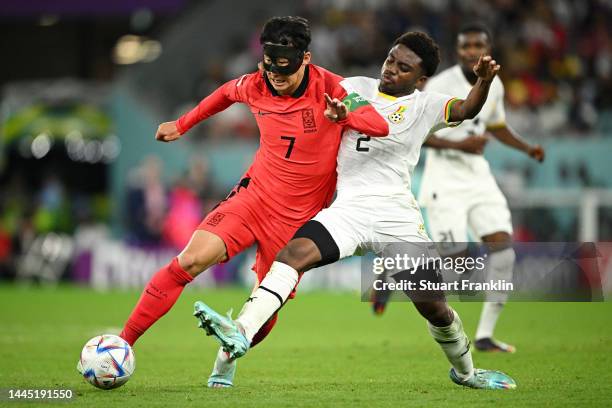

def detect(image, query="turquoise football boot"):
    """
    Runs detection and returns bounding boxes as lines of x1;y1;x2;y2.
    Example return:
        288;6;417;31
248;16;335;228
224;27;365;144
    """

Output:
194;301;249;359
450;368;517;390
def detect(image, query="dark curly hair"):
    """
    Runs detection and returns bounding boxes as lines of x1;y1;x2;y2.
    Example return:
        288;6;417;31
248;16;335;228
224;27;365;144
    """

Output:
393;31;441;77
458;22;493;45
260;16;311;51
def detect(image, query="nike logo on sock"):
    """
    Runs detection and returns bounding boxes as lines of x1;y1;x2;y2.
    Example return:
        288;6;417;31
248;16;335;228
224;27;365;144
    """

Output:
145;284;166;299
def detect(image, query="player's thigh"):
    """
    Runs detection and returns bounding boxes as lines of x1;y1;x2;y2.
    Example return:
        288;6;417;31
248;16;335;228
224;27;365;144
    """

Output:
378;202;438;266
467;193;513;239
311;201;370;260
380;239;444;303
185;189;257;273
374;197;430;245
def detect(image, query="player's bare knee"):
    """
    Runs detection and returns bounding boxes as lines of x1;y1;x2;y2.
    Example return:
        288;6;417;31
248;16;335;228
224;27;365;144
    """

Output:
482;231;512;251
417;302;453;327
434;305;454;326
177;251;206;276
178;246;223;277
275;238;319;272
178;231;227;276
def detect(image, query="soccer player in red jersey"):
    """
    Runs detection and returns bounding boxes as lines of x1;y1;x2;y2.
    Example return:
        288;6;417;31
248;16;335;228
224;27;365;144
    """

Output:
115;16;388;386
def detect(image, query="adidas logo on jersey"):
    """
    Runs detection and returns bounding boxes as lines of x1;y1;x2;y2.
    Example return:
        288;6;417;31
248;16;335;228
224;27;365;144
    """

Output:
387;106;406;124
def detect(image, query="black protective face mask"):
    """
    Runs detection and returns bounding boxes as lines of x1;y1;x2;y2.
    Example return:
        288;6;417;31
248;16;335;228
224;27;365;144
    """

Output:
262;43;304;76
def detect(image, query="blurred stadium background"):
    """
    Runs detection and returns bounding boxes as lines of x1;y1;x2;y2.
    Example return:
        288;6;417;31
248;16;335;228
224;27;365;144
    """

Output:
1;0;612;295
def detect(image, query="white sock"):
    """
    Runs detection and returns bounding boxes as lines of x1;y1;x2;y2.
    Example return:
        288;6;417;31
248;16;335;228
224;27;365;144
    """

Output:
476;247;515;339
428;309;474;381
210;347;235;377
235;261;298;342
475;302;504;340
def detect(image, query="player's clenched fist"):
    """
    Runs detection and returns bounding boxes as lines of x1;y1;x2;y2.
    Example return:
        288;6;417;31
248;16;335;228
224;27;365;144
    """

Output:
473;55;500;82
155;121;181;142
528;144;545;162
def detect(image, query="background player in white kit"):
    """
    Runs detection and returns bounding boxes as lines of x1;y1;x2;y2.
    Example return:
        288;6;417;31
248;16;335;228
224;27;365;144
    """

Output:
418;23;545;353
193;32;517;390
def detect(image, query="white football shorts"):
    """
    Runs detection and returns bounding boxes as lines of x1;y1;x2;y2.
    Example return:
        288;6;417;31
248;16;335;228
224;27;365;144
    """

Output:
312;191;431;259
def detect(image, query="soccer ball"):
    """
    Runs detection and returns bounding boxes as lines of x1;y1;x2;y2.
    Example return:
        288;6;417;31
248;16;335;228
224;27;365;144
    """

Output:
77;334;135;390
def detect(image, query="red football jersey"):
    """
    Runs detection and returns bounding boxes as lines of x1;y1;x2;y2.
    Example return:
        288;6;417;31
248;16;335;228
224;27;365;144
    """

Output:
176;64;388;226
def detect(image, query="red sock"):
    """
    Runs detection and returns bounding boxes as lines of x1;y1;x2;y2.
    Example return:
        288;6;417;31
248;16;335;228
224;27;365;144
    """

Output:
120;257;193;346
250;312;279;348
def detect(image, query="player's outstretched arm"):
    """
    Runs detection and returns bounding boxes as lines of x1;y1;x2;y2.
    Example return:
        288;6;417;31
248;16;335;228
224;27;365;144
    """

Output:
324;92;389;137
424;134;489;155
448;55;500;122
157;79;244;142
488;125;545;162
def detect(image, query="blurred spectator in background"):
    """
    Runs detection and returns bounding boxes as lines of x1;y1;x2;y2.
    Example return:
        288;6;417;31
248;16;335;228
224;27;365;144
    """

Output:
0;175;26;278
125;155;167;246
291;0;612;137
186;156;219;213
162;174;202;251
125;155;221;249
161;156;216;251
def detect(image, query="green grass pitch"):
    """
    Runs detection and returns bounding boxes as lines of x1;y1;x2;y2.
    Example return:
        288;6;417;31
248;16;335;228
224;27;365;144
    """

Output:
0;285;610;407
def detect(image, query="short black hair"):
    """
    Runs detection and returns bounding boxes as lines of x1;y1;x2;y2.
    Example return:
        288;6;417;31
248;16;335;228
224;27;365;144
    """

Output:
393;31;440;77
260;16;311;52
458;22;493;45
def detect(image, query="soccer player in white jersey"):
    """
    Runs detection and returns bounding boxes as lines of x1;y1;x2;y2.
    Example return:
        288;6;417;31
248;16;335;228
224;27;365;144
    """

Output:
418;23;545;353
192;32;516;390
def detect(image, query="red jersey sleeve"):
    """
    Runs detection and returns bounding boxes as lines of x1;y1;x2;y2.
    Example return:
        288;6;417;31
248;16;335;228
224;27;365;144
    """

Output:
176;74;251;134
331;83;389;137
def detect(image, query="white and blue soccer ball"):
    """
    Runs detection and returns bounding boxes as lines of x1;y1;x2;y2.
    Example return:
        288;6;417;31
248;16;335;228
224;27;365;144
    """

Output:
77;334;135;390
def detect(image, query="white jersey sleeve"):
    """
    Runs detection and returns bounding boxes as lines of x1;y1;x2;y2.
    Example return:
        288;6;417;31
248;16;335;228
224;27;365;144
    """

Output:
423;91;462;133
